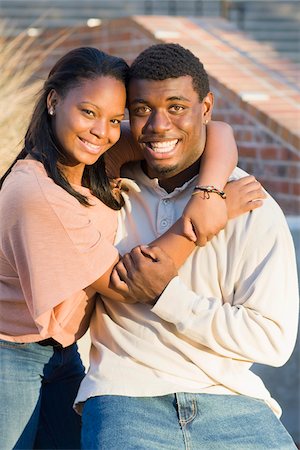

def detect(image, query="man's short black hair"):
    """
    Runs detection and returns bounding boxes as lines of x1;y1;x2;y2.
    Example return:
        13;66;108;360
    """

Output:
128;43;210;101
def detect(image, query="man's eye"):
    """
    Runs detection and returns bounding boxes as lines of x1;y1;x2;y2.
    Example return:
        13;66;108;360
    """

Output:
111;119;121;125
133;106;151;115
169;105;185;112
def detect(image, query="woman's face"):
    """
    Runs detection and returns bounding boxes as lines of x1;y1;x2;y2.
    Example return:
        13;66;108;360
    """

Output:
48;76;126;182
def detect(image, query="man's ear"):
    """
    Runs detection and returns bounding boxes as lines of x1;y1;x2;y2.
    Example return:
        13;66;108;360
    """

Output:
202;92;214;123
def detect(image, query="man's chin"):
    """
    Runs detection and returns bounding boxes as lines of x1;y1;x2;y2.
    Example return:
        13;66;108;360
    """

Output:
146;162;178;179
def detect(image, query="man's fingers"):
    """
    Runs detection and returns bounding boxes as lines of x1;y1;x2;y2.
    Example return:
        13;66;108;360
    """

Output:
138;245;164;262
110;268;130;294
114;258;131;280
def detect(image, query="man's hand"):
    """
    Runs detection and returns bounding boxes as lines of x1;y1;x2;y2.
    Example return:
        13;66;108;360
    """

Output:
182;192;228;246
225;176;266;219
110;245;178;305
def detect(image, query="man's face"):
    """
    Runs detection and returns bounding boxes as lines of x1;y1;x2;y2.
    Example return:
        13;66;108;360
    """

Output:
128;75;212;182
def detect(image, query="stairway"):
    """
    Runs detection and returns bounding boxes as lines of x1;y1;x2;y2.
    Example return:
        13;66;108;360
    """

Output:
223;1;300;64
0;1;299;64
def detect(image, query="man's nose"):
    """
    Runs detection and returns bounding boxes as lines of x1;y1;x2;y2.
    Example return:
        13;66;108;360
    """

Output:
144;110;171;134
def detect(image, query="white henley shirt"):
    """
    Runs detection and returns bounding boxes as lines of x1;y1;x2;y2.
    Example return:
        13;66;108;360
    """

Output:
75;164;299;417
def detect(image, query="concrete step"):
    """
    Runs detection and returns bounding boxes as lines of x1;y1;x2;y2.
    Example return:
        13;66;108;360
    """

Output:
241;20;300;31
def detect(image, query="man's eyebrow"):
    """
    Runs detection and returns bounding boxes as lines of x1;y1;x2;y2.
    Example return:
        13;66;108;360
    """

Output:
130;95;192;104
167;95;191;102
129;98;147;104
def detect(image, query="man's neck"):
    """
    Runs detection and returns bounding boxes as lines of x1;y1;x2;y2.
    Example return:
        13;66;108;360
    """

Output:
142;159;201;193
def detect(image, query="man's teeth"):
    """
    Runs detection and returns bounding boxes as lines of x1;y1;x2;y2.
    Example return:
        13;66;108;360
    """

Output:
149;139;178;153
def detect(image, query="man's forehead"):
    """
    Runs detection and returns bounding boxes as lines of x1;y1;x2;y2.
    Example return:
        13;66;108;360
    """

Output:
128;75;196;102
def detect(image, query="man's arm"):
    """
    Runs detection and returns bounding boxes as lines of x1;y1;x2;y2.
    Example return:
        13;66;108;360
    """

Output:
111;177;267;299
113;201;299;367
152;206;299;366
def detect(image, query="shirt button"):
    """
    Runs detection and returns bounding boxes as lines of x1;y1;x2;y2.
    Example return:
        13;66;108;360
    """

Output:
163;199;170;205
161;219;168;227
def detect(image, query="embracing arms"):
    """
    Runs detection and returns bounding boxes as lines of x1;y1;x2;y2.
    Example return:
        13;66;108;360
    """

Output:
110;202;299;366
93;122;265;301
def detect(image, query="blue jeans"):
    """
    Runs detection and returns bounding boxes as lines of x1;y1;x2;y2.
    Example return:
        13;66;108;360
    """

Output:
0;339;85;450
82;393;297;449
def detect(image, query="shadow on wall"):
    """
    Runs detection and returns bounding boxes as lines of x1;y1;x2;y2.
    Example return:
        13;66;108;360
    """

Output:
252;219;300;445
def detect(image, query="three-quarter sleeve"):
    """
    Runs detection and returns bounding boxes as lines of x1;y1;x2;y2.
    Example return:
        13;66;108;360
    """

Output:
1;162;118;336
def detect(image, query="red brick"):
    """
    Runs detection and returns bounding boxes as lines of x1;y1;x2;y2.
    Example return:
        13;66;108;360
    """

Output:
288;164;300;179
238;147;258;158
261;179;291;195
291;183;300;196
259;147;280;160
274;196;300;215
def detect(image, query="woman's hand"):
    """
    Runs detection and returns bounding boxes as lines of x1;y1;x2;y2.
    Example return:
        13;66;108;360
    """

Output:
225;176;267;219
182;192;228;246
181;176;266;246
110;245;178;305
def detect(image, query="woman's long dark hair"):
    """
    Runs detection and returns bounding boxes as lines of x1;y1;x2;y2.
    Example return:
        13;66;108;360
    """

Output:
0;47;129;209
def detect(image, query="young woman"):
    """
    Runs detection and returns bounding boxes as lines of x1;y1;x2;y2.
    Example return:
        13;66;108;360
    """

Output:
0;46;264;449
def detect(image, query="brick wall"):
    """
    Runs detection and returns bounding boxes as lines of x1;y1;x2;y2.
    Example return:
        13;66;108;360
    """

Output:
212;86;300;215
37;16;300;216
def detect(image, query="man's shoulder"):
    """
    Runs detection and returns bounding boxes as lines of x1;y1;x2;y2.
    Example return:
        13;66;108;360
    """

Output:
227;167;289;239
120;161;151;193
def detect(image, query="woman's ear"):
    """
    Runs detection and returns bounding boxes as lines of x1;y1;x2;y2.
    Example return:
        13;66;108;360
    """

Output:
47;89;59;116
202;92;214;124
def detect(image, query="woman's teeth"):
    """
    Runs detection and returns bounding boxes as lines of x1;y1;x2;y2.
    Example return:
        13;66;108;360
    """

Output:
81;138;100;151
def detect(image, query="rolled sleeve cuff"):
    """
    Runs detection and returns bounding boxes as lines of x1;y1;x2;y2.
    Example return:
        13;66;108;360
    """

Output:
151;276;201;326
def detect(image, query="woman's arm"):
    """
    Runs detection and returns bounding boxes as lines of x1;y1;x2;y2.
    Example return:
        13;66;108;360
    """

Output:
181;121;238;245
108;176;266;302
106;120;238;246
91;175;266;302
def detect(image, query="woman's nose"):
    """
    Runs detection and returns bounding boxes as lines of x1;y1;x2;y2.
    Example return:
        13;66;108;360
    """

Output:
91;119;109;139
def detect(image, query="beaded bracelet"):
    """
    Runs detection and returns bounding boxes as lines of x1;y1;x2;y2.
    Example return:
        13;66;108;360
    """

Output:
192;185;227;199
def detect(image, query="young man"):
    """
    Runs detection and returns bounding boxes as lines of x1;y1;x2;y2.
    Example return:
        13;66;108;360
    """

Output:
77;44;299;449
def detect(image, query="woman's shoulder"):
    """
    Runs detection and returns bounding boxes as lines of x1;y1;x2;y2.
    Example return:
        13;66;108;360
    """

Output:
2;159;51;193
1;159;84;225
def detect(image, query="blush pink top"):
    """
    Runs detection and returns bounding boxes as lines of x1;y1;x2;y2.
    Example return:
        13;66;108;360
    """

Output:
0;159;118;347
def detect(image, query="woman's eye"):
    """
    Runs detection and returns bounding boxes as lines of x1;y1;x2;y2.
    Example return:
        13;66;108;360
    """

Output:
111;119;121;125
82;109;95;117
